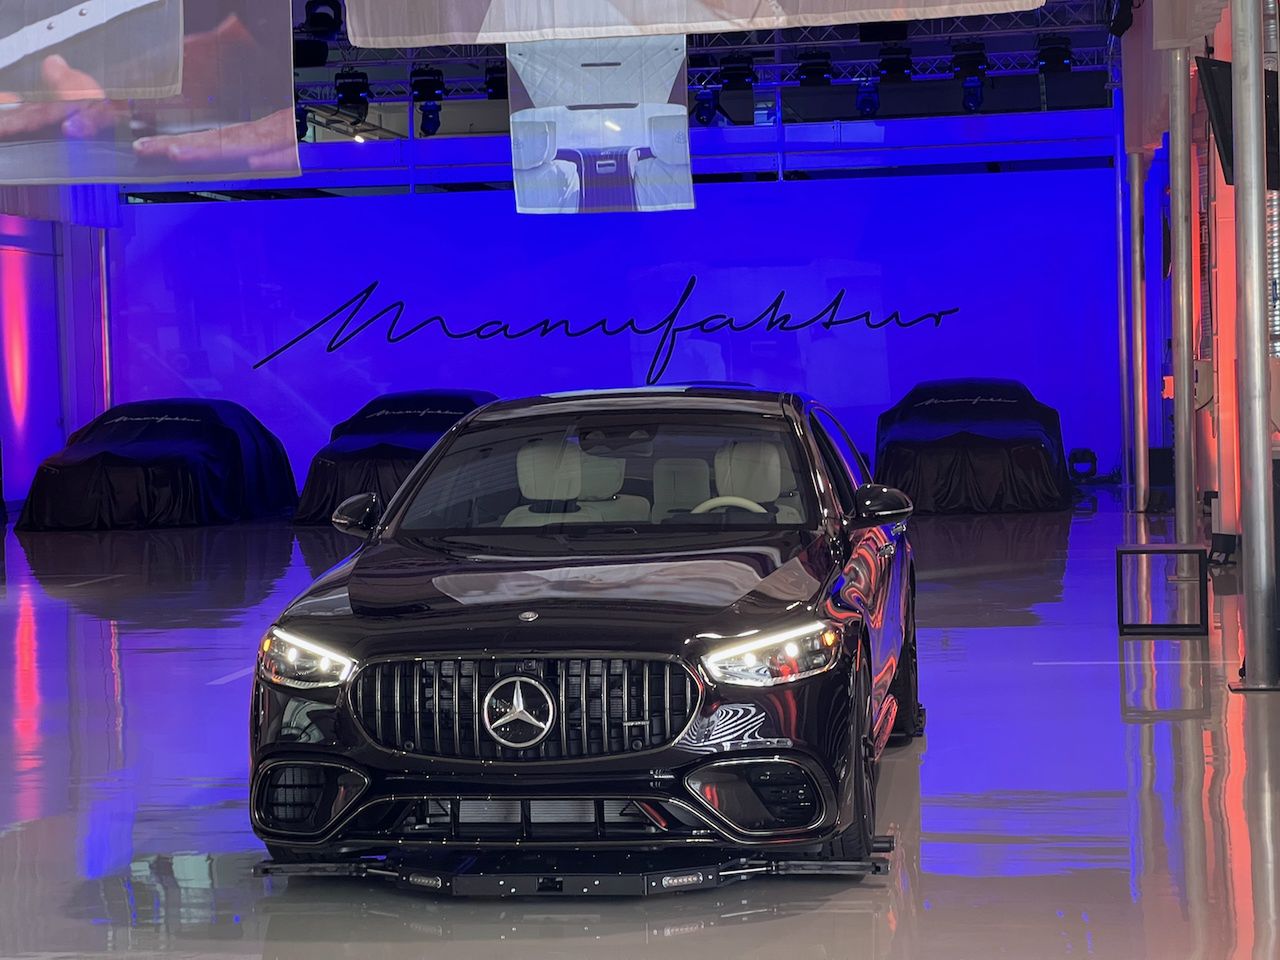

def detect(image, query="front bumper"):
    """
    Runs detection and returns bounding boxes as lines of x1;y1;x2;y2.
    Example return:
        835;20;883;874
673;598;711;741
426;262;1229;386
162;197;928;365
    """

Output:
249;658;856;854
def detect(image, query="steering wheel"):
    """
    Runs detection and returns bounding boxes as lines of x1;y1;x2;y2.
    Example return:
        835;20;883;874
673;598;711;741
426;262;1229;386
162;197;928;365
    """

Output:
690;496;768;515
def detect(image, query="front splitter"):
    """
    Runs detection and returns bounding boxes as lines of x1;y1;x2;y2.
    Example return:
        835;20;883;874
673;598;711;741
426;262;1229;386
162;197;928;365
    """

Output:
254;840;894;898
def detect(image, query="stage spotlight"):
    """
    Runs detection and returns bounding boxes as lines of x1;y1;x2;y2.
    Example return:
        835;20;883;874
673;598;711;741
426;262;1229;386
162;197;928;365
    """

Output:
295;107;310;141
878;45;913;83
1037;36;1073;75
485;66;508;100
1068;448;1099;482
693;87;720;126
719;54;758;92
335;68;370;124
302;0;342;39
419;101;442;136
411;66;446;103
961;76;984;112
856;83;880;117
952;42;988;81
1109;0;1134;37
798;50;833;87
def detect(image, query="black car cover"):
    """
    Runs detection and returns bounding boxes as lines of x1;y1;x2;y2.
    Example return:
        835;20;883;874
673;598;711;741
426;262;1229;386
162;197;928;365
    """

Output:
295;390;497;525
17;399;297;530
875;379;1072;514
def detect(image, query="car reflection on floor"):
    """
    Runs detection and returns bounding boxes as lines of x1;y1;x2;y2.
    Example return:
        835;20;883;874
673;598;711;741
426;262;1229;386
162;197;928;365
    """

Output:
0;502;1277;960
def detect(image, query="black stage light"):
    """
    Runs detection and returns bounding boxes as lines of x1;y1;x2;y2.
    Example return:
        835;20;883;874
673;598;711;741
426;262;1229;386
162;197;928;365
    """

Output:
1037;36;1073;75
1068;448;1099;482
419;101;442;136
335;68;370;124
856;82;880;117
693;87;720;125
719;54;758;92
952;42;988;81
798;50;833;87
295;106;310;141
485;66;508;100
303;0;343;39
879;45;913;83
961;76;984;112
411;66;446;103
1109;0;1134;38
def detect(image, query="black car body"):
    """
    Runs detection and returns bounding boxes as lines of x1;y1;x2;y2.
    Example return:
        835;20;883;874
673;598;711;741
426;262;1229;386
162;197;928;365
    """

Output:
251;388;922;871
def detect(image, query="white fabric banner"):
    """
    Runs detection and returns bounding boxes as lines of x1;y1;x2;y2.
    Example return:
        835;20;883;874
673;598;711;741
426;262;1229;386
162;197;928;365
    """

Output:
1152;0;1227;49
509;35;694;214
0;0;298;184
0;0;183;101
349;0;1045;47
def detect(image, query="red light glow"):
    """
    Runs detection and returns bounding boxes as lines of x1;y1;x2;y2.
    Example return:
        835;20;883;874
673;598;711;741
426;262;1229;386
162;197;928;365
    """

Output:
1;247;30;433
13;587;41;823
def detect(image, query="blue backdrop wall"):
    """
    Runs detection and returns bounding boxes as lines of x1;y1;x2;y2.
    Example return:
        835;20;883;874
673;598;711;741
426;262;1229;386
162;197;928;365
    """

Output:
108;168;1121;480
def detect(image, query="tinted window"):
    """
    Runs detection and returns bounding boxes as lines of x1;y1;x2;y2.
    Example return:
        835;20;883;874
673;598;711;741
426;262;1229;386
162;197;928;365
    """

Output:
810;415;858;516
397;412;816;535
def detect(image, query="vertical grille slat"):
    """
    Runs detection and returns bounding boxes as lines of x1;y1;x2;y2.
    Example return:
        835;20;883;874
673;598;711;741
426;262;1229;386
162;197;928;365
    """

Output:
354;657;697;762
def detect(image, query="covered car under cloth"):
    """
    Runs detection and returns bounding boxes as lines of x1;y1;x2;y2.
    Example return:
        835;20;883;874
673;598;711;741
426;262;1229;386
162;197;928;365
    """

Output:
294;390;497;524
17;399;297;531
874;379;1072;514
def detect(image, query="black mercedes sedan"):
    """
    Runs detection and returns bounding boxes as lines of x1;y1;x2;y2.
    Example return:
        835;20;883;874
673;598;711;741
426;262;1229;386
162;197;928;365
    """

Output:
250;387;923;888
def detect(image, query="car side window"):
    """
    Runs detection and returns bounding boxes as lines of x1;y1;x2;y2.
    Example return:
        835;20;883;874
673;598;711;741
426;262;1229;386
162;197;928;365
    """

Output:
810;416;858;516
814;409;870;486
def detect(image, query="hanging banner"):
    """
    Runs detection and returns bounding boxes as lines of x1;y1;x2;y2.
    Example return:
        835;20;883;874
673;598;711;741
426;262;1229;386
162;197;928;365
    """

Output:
0;0;298;184
348;0;1045;47
0;0;183;101
509;35;693;214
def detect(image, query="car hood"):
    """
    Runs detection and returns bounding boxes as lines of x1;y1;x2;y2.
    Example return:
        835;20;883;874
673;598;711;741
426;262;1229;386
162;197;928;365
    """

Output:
278;530;836;659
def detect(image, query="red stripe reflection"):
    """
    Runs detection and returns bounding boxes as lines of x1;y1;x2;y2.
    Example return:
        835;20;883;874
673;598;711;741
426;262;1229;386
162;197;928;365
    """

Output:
14;587;41;822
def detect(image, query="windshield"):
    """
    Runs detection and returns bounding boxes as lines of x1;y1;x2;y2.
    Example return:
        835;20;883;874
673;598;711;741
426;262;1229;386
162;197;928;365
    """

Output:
395;411;815;535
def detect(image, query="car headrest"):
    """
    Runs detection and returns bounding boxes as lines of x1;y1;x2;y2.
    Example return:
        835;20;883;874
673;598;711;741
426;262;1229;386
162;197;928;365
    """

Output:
648;113;690;165
511;120;557;170
517;441;582;501
715;441;783;503
580;454;626;502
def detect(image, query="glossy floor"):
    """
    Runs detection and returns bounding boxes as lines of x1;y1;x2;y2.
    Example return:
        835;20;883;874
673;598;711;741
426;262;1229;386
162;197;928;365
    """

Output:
1;496;1277;960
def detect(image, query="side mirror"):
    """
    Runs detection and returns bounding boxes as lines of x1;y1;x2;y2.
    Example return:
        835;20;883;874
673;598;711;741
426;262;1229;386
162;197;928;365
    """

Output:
332;492;381;538
850;484;914;527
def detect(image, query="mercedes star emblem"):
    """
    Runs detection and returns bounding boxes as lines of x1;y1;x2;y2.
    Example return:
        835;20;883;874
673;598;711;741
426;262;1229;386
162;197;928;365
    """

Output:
482;676;555;749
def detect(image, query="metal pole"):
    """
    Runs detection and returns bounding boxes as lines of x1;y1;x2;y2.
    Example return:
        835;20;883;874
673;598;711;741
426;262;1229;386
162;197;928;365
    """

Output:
1232;0;1280;689
1171;49;1198;546
1129;152;1151;513
1116;94;1135;507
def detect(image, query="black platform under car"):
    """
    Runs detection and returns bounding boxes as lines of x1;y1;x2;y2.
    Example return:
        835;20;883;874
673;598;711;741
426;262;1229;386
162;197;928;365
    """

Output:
294;390;497;525
18;399;297;531
250;387;924;896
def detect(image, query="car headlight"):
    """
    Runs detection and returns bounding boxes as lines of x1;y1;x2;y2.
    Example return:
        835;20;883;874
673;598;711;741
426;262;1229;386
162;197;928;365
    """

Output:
258;627;356;689
701;621;841;687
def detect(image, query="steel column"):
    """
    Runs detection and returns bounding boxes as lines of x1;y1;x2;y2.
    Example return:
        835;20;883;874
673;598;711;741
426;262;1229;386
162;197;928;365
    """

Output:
1231;0;1280;689
1116;95;1135;504
1171;49;1198;545
1129;152;1150;513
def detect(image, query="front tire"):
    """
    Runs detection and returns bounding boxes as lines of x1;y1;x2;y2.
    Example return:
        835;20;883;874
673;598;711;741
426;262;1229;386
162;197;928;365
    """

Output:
820;648;877;862
889;583;925;741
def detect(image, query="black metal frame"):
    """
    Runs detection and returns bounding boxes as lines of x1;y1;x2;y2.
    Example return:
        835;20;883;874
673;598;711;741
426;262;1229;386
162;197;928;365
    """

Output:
254;837;896;898
1115;544;1210;636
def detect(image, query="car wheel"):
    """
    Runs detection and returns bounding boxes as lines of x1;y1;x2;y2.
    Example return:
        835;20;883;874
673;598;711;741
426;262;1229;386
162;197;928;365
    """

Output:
889;583;926;741
820;647;877;862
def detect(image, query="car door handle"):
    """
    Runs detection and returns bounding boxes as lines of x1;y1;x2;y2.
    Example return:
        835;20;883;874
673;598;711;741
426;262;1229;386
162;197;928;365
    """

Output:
878;542;896;559
891;521;908;537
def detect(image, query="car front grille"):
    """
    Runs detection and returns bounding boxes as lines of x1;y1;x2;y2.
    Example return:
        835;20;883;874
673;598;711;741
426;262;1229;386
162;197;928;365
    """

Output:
351;657;700;761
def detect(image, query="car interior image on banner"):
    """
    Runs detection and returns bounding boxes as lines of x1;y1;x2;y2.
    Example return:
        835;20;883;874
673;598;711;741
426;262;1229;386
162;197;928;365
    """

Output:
0;0;298;184
508;35;693;214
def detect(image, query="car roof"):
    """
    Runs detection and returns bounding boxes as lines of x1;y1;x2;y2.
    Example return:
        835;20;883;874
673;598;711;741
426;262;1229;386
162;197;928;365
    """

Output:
471;385;800;422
